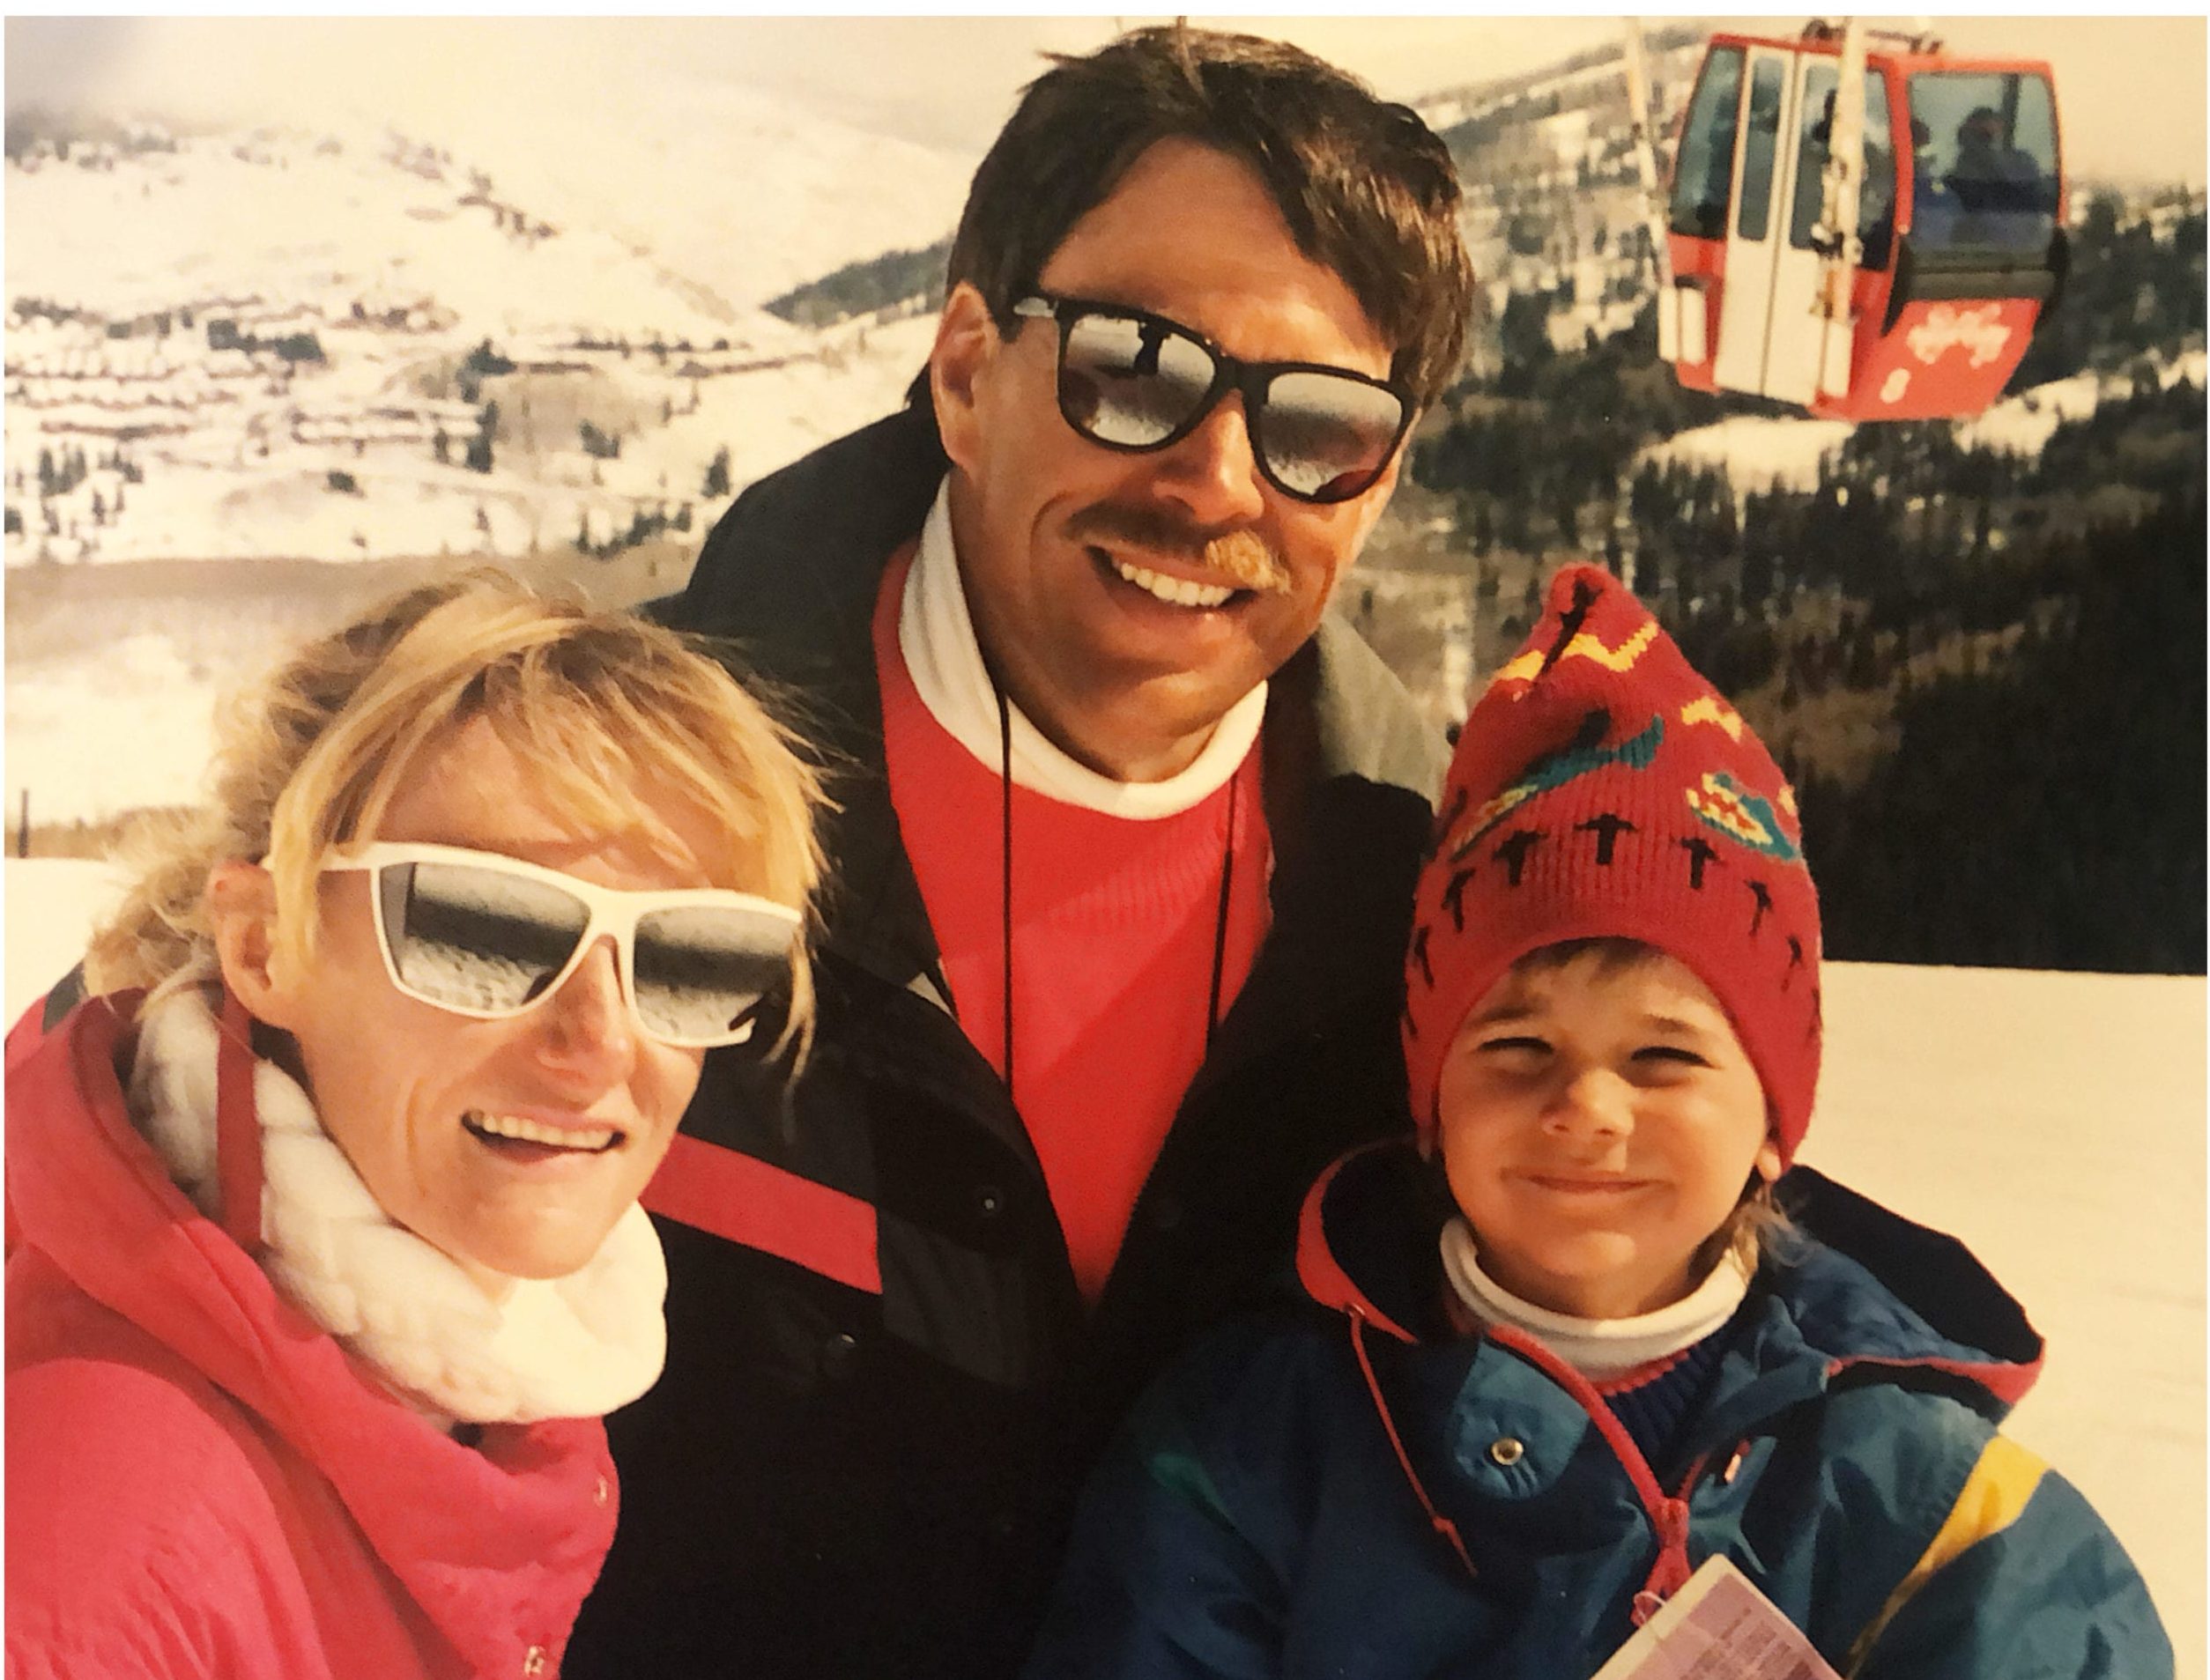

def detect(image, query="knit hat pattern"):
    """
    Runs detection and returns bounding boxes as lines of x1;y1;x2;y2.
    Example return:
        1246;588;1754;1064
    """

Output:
1402;564;1821;1163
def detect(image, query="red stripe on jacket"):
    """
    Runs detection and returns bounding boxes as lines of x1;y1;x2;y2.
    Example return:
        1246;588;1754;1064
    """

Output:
642;1135;882;1296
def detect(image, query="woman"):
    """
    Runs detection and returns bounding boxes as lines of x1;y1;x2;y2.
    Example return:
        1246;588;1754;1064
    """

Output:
5;574;826;1678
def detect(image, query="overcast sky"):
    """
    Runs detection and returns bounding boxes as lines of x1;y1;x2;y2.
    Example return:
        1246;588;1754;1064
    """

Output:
6;14;2204;188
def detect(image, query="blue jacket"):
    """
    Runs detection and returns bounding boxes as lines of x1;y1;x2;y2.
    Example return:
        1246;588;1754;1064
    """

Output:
1026;1143;2169;1679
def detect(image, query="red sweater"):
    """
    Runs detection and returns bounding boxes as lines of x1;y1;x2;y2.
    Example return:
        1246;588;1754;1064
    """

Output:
874;548;1273;1299
4;996;617;1680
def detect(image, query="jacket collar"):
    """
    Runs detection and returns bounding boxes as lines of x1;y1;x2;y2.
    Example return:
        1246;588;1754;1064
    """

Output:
1702;1166;2045;1435
1294;1141;2046;1428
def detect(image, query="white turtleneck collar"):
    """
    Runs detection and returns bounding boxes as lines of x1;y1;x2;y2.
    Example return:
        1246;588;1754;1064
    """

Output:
126;986;668;1432
900;482;1266;818
1440;1216;1751;1383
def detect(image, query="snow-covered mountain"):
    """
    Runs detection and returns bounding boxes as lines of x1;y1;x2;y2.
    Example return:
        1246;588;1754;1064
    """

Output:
8;71;976;322
11;123;766;344
5;98;967;572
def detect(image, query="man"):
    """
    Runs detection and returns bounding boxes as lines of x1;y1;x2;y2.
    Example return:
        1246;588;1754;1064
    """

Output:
567;25;1476;1677
1947;105;2041;213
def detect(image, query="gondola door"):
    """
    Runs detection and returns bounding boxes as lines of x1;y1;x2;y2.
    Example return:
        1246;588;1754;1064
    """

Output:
1710;46;1828;405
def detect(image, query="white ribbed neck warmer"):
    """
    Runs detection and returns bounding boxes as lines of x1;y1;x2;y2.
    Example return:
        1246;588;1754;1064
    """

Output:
127;987;668;1432
900;482;1266;818
1440;1216;1750;1383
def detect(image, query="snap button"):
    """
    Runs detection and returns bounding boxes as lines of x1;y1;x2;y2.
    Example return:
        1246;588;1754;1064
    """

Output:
975;1185;1004;1219
1488;1437;1526;1467
821;1330;858;1375
1150;1193;1184;1232
522;1646;546;1676
593;1475;610;1507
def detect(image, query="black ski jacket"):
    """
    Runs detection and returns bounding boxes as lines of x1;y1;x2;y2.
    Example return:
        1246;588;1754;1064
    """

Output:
565;399;1447;1679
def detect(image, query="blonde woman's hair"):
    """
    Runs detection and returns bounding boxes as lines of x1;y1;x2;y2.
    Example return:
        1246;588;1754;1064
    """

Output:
87;570;829;1056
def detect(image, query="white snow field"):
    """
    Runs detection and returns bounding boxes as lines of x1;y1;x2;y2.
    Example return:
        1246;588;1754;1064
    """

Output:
4;860;2202;1675
1639;350;2209;494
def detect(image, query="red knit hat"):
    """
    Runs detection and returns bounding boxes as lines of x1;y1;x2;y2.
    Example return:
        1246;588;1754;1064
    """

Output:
1402;564;1822;1164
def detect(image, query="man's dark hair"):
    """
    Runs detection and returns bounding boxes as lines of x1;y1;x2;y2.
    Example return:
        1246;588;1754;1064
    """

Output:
946;24;1475;411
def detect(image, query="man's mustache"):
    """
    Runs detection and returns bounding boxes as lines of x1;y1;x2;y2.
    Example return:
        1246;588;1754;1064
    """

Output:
1067;504;1293;596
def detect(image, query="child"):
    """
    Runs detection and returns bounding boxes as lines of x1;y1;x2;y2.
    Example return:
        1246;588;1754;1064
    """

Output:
1023;565;2169;1678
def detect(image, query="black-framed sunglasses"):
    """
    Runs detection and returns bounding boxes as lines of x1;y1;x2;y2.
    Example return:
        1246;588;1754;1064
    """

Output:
1010;292;1413;505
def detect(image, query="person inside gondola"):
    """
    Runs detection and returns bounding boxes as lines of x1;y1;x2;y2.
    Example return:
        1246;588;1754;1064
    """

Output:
1908;116;1937;202
1947;105;2040;213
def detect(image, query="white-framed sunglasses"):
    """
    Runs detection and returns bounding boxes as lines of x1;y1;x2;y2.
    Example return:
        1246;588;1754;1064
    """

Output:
319;841;804;1049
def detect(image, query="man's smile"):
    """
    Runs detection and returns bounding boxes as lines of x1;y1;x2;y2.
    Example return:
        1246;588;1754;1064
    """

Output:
1092;548;1242;610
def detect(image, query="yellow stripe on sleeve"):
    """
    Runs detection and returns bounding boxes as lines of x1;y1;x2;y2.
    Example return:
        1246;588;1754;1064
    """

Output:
1844;1433;2048;1675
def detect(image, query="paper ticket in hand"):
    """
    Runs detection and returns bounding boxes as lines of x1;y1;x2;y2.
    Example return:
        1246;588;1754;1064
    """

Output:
1590;1554;1843;1680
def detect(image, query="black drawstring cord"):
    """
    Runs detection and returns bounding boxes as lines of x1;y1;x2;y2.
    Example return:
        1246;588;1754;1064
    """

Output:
1205;767;1237;1051
997;680;1016;1103
991;682;1242;1106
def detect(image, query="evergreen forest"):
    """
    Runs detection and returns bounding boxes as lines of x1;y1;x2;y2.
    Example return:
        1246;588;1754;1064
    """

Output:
1410;192;2205;973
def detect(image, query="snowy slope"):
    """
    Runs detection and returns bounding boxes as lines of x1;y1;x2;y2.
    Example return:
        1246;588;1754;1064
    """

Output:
426;72;975;315
1805;961;2204;1677
6;78;973;325
6;125;774;344
3;311;939;831
1638;349;2209;492
5;85;969;574
3;861;2200;1676
5;306;936;574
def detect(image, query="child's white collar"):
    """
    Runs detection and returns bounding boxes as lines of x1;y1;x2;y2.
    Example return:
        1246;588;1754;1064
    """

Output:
1440;1217;1750;1382
127;986;668;1432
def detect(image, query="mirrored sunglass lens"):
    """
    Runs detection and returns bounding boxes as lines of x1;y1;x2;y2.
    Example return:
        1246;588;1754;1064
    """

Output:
380;862;589;1012
1058;312;1218;446
1257;372;1404;500
633;905;795;1044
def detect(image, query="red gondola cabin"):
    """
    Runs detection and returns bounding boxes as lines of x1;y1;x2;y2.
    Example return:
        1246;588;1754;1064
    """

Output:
1661;27;2065;419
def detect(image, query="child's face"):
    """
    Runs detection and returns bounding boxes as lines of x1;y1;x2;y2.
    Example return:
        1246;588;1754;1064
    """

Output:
1435;949;1781;1321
